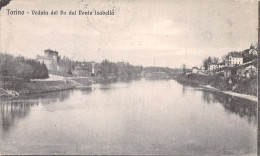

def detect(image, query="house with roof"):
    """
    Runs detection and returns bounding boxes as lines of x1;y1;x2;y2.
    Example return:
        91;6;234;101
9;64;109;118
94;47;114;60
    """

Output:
249;48;257;56
225;53;243;67
236;64;257;79
245;65;257;72
249;44;258;56
36;49;60;73
226;59;258;79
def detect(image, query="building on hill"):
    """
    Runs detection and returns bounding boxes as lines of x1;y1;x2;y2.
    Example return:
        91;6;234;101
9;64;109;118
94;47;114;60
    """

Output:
208;62;226;71
208;63;218;71
218;63;225;69
249;44;258;56
249;48;258;56
245;65;257;72
36;49;60;73
236;63;257;79
225;53;243;67
192;67;199;73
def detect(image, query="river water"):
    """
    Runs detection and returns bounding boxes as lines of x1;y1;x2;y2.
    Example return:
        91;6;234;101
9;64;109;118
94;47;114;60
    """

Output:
0;80;257;155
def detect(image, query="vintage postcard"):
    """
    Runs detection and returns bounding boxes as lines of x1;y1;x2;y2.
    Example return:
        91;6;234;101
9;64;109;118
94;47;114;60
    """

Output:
0;0;258;155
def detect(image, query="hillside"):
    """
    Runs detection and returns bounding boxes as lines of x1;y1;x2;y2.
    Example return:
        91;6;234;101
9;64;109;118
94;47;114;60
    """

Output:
176;73;257;96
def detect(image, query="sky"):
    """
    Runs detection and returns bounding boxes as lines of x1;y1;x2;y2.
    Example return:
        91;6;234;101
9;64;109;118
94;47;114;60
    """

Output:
0;0;258;68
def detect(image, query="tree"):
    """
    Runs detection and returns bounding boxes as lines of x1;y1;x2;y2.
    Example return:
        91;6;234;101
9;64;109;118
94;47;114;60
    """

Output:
67;68;72;75
221;55;227;63
0;53;49;89
213;57;219;64
207;56;212;64
203;58;209;70
181;64;186;74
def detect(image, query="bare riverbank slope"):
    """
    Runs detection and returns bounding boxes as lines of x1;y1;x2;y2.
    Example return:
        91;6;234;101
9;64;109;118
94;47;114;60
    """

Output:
176;73;257;100
0;74;127;98
18;81;75;95
6;76;111;96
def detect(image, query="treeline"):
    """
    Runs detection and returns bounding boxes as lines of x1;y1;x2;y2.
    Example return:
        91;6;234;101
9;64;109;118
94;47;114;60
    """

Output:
51;55;180;78
0;53;48;89
97;60;143;79
56;57;144;79
57;56;77;75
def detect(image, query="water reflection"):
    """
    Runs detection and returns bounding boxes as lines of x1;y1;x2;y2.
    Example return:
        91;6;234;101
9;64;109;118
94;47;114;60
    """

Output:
0;101;38;134
201;90;257;124
0;89;77;133
25;90;74;105
182;84;198;96
17;89;74;102
0;81;256;135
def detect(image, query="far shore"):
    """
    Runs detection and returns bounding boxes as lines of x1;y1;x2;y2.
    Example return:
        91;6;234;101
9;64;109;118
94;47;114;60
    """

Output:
0;73;257;103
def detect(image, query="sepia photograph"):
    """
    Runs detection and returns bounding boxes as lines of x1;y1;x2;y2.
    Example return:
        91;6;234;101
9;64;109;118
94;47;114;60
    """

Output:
0;0;258;155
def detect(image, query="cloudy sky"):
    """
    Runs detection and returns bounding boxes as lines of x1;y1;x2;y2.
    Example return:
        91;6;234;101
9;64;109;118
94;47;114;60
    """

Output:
0;0;257;68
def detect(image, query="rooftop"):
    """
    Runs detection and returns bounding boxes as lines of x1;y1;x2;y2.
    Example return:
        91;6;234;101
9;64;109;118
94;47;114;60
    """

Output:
229;53;243;58
44;49;59;54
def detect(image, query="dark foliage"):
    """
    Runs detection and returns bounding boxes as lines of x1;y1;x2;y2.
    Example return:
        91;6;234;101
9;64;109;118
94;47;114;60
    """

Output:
0;53;48;89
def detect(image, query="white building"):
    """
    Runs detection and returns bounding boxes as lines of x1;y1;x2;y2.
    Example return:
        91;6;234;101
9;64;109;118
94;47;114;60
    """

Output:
208;64;218;71
225;54;243;67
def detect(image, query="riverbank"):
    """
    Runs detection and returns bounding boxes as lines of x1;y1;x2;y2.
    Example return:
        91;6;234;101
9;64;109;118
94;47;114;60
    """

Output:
176;74;257;102
18;81;75;95
200;85;257;102
1;73;257;101
1;76;127;97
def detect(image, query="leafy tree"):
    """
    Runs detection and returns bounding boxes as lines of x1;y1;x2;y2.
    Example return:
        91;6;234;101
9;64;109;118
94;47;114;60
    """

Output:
213;57;219;64
0;53;49;89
